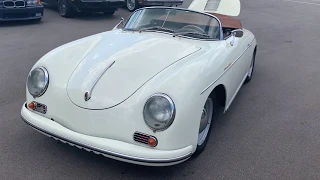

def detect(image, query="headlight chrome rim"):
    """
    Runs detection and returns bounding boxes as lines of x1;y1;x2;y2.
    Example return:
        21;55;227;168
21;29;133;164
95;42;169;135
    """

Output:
27;66;49;98
143;93;176;132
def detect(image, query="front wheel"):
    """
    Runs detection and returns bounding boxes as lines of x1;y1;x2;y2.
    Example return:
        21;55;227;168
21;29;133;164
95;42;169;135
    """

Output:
193;95;217;156
58;0;74;18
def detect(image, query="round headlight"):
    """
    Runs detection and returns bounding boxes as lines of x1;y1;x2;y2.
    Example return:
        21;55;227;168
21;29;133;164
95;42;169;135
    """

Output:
26;0;38;5
143;93;175;131
27;67;49;97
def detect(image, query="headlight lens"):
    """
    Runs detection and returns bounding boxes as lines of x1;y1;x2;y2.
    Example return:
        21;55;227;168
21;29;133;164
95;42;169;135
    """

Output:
143;93;175;131
27;67;49;97
26;0;40;5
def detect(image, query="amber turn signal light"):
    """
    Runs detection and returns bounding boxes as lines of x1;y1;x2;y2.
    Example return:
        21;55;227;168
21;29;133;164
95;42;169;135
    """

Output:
148;137;158;147
28;102;36;110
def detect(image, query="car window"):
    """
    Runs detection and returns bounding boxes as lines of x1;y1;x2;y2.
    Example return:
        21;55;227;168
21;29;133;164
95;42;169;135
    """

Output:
123;7;221;40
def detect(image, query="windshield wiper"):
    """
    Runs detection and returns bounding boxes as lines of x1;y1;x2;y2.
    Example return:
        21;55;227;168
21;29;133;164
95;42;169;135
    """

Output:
174;32;211;38
139;26;175;33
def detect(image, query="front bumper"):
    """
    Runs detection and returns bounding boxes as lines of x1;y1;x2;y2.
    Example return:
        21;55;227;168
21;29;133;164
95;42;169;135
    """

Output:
21;103;193;166
138;0;183;6
0;6;43;21
71;0;125;12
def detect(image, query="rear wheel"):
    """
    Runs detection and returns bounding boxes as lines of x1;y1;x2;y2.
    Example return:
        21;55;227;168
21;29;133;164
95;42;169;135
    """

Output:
31;18;41;23
58;0;74;18
193;94;217;156
244;49;256;84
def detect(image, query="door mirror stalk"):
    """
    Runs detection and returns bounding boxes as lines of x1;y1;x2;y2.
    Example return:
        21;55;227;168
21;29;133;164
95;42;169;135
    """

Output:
230;29;243;46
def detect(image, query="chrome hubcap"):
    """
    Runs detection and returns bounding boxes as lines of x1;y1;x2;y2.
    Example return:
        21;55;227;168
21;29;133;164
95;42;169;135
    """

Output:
198;97;213;146
127;0;135;10
248;56;254;78
58;0;66;15
199;109;207;132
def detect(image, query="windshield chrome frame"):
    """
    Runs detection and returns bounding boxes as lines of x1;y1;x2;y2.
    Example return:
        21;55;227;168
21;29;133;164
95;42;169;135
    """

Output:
122;6;224;41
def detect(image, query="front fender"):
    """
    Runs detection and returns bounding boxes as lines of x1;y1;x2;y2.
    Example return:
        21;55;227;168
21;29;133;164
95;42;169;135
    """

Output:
124;46;222;151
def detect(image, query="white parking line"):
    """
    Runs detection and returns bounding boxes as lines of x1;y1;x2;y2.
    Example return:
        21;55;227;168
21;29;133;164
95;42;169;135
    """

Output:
282;0;320;6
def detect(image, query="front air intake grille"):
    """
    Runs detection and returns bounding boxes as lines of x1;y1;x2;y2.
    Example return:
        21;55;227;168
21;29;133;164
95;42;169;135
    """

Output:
3;1;14;7
3;0;25;8
133;132;157;146
15;1;25;7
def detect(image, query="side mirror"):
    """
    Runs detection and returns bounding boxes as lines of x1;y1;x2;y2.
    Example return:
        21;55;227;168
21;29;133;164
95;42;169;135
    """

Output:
232;29;243;37
230;29;243;46
113;17;125;30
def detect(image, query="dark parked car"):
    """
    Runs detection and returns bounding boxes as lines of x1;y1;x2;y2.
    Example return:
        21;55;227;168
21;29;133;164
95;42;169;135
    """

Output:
0;0;43;21
125;0;183;12
42;0;125;17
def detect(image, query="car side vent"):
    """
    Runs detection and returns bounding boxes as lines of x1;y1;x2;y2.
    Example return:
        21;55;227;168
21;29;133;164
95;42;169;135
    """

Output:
133;132;157;146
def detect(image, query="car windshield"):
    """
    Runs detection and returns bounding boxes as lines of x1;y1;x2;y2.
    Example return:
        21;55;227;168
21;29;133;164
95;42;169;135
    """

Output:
123;7;221;40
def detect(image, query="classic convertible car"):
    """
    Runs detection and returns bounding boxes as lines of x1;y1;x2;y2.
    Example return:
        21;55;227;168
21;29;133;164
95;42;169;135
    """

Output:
21;0;257;166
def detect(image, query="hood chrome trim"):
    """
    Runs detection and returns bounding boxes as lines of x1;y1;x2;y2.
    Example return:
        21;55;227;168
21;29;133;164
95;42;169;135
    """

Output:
84;61;115;101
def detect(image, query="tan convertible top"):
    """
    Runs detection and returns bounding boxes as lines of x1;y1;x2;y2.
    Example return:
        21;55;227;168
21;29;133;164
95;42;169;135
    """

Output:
206;12;242;29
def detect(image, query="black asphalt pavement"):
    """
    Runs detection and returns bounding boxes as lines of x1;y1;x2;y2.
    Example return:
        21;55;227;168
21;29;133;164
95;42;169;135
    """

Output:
1;0;320;179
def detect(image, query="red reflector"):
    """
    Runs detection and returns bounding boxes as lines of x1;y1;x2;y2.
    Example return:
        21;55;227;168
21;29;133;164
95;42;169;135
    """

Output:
28;102;35;109
27;101;47;114
148;137;157;147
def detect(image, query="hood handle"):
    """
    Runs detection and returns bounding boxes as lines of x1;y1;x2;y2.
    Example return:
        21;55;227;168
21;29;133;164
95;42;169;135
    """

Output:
84;61;115;101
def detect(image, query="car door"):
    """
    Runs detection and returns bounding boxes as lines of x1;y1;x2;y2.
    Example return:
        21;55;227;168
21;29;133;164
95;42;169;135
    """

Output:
223;31;251;107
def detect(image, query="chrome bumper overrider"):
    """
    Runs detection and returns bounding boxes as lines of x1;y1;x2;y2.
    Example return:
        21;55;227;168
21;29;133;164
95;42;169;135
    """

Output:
21;103;192;166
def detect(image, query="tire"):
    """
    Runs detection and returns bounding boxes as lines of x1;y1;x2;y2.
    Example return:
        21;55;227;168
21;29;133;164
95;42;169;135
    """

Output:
126;0;139;12
57;0;74;18
103;11;115;16
31;18;42;23
193;94;217;156
244;49;256;84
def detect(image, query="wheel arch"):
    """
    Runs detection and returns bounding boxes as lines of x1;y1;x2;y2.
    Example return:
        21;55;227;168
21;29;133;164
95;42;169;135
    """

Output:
209;84;226;109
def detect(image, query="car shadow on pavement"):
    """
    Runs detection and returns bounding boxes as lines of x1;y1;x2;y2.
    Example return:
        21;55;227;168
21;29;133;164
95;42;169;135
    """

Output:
53;139;191;178
0;19;42;27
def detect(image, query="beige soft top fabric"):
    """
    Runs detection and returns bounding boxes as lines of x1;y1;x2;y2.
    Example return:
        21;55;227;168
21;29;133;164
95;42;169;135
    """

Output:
206;12;242;29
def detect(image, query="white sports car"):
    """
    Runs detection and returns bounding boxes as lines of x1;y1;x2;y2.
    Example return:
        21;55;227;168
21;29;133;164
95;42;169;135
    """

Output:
21;0;257;166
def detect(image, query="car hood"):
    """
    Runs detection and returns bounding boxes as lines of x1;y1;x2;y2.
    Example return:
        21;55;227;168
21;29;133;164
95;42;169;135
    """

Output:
66;30;204;109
